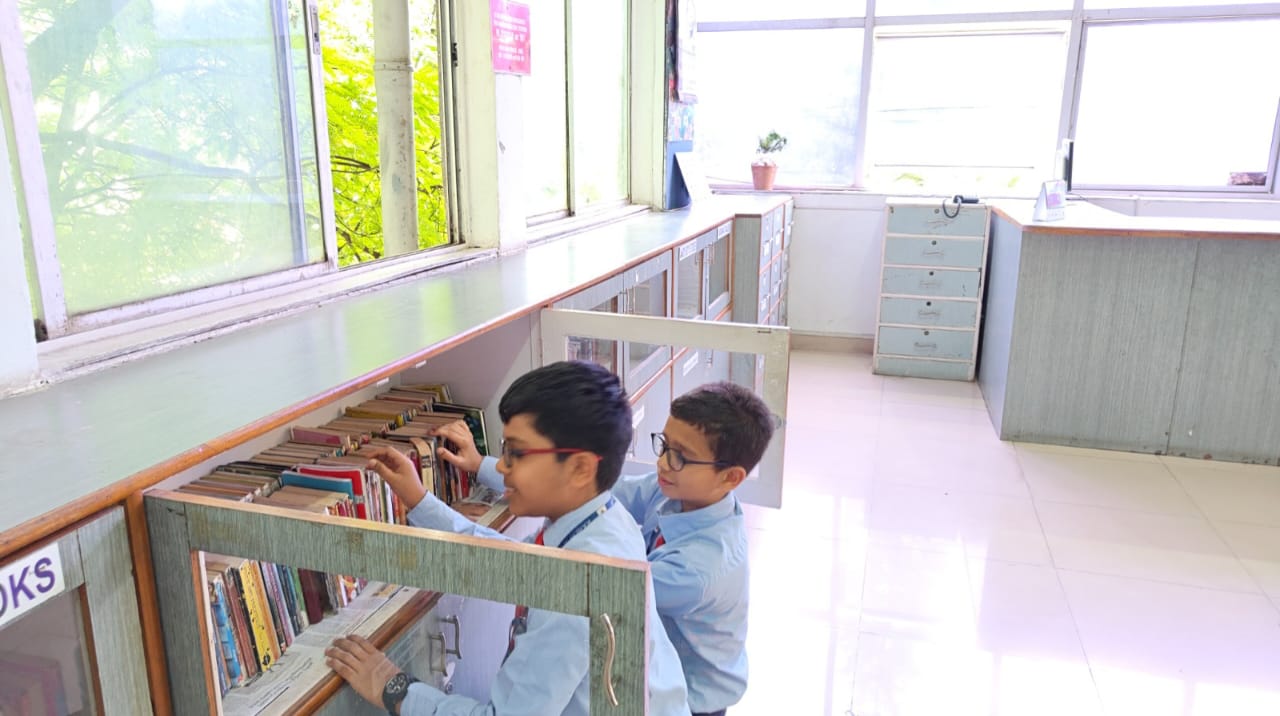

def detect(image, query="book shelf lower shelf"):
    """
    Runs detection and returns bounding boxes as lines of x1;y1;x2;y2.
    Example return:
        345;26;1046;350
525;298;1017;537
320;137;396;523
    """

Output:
216;503;516;716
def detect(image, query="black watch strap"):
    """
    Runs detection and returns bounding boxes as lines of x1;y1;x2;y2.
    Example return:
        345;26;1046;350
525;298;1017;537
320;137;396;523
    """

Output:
382;672;420;715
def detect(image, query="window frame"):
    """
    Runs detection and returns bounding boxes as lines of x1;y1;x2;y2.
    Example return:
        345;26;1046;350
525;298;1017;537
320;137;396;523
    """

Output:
694;0;1280;198
2;0;462;341
525;0;635;226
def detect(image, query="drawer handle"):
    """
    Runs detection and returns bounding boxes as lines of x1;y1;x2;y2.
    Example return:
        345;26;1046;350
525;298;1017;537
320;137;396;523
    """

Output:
429;633;448;674
442;615;463;659
919;281;942;289
600;613;620;707
923;249;945;256
914;342;938;351
917;310;941;318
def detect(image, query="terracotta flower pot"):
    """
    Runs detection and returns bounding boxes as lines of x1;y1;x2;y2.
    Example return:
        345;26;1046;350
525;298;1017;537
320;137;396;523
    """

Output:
751;163;777;191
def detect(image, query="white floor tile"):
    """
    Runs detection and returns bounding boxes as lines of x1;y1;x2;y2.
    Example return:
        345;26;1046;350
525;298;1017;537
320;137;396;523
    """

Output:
859;543;977;640
867;483;1052;565
1060;570;1280;716
1038;501;1259;593
875;434;1028;498
1016;448;1201;516
968;559;1087;663
1165;460;1280;527
1214;520;1280;602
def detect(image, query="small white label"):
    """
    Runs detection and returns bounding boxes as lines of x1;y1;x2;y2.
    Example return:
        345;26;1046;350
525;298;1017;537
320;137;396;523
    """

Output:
0;544;65;629
683;352;700;376
414;361;426;369
632;406;645;429
718;223;731;238
679;242;697;260
376;377;390;387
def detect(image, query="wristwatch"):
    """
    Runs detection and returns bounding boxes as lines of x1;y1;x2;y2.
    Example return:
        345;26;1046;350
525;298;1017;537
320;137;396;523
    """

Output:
382;672;419;715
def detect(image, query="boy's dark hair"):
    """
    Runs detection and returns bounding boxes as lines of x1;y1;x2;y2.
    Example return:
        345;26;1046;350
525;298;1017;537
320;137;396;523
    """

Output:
499;361;633;493
670;381;774;472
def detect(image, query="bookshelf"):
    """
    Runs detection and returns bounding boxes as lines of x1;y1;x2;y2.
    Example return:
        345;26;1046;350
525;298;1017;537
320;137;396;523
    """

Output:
0;193;794;714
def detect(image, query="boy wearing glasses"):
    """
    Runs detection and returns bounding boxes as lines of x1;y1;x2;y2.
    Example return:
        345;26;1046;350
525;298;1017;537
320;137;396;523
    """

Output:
325;361;691;716
434;382;774;716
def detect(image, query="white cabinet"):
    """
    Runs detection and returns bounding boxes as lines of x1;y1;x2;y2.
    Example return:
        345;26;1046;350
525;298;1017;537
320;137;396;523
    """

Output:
874;201;991;381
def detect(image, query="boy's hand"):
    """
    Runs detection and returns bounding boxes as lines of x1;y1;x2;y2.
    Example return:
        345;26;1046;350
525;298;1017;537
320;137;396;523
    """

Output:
365;446;427;510
431;420;484;473
326;635;402;708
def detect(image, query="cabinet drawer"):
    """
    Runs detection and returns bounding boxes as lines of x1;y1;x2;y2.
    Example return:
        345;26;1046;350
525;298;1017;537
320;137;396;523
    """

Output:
784;199;794;225
759;235;773;270
882;267;980;298
874;356;973;381
879;297;977;328
883;236;984;268
887;205;987;237
877;326;974;360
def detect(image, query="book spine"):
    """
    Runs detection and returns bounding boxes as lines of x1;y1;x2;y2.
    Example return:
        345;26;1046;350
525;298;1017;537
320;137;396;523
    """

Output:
260;563;294;649
210;577;244;686
238;563;282;670
224;568;260;679
298;568;325;625
287;565;310;631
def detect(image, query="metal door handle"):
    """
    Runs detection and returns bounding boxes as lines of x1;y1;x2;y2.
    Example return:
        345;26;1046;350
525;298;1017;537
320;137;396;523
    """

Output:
441;615;462;658
428;633;448;674
600;614;620;707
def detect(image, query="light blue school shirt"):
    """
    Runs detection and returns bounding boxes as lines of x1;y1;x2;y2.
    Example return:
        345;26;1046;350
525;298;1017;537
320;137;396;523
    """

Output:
400;481;691;716
478;459;748;713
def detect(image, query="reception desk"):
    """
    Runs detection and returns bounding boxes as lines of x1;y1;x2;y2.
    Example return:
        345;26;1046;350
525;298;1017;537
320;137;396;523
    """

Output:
978;200;1280;464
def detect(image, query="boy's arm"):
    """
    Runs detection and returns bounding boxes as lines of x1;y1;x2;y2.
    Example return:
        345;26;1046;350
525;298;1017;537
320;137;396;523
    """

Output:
649;552;708;617
475;455;504;493
405;492;509;541
610;472;661;525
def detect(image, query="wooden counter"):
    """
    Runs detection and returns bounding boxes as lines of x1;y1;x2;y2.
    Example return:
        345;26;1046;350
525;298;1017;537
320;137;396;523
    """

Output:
0;194;789;557
979;200;1280;463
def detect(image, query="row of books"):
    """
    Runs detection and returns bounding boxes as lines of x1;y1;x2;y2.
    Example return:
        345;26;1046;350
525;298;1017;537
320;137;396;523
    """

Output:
172;382;493;696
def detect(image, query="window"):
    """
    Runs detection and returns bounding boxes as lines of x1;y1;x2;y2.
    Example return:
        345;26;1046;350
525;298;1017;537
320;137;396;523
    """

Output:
875;0;1072;14
696;28;865;187
7;0;457;340
698;0;866;22
14;0;325;317
523;0;630;223
865;26;1068;195
1072;18;1280;190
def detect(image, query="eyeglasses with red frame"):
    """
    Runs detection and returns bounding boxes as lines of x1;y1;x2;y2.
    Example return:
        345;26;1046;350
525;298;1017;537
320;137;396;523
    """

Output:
499;439;601;468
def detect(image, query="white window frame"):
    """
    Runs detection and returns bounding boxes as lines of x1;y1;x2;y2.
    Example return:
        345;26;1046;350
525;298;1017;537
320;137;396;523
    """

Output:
695;0;1280;199
1;0;462;342
526;0;635;227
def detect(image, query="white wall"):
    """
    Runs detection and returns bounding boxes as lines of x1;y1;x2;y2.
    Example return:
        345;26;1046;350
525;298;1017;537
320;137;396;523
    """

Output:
0;112;38;392
786;192;887;339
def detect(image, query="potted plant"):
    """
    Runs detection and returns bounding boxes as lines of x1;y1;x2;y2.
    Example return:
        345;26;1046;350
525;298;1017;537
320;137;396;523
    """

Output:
751;131;787;190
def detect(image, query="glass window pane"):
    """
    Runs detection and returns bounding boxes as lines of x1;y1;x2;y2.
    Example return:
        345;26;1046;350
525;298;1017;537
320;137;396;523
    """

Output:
524;0;569;218
18;0;324;314
566;298;618;374
866;29;1067;195
1086;0;1277;7
0;589;99;715
570;0;629;209
410;0;450;249
708;235;730;310
696;28;864;187
698;0;866;22
876;0;1071;14
1073;19;1280;188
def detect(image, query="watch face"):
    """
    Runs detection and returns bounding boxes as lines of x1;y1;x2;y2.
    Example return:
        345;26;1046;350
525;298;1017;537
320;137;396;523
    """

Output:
385;673;409;695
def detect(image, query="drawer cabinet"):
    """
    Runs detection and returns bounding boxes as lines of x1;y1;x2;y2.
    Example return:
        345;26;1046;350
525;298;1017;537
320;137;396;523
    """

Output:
874;200;990;381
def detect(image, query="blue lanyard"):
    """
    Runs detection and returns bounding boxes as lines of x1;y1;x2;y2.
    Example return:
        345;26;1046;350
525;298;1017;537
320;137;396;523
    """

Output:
550;496;615;548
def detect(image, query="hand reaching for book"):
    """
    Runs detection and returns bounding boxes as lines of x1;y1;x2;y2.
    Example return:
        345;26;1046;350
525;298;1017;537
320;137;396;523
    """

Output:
430;420;484;474
365;447;428;511
326;635;402;710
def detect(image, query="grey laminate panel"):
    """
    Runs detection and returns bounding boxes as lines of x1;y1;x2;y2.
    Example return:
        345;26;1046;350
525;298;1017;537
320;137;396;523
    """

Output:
76;508;152;713
0;196;779;544
977;216;1025;435
1167;240;1280;463
1001;232;1197;452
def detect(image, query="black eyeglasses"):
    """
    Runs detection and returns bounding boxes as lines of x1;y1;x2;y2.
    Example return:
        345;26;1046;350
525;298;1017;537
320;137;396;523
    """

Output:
500;439;601;469
651;433;731;472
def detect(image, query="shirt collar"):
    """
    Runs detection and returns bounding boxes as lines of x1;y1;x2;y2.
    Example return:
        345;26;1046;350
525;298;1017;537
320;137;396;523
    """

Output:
657;492;740;542
542;491;614;547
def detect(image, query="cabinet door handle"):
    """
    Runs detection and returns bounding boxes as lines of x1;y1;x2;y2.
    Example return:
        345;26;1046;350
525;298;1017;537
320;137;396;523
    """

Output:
919;280;942;289
428;633;448;674
922;249;945;257
917;310;941;319
600;613;620;707
913;342;938;351
442;615;463;659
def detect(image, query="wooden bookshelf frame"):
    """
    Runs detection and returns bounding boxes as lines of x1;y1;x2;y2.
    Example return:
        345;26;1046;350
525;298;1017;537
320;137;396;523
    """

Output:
146;491;651;715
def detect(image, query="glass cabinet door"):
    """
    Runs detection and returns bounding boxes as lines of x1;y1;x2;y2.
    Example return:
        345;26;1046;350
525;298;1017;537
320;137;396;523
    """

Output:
0;590;99;715
623;271;671;389
675;242;705;321
707;228;732;317
565;297;620;375
0;508;150;715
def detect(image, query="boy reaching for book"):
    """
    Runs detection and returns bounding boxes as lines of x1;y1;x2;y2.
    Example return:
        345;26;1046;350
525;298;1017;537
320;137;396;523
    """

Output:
325;361;690;716
432;382;774;716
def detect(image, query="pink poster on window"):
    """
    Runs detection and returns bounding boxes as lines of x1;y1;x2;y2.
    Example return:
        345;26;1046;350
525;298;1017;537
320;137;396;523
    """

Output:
490;0;531;75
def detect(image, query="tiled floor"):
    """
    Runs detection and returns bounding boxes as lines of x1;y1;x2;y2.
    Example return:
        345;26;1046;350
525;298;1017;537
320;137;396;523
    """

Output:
735;350;1280;716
